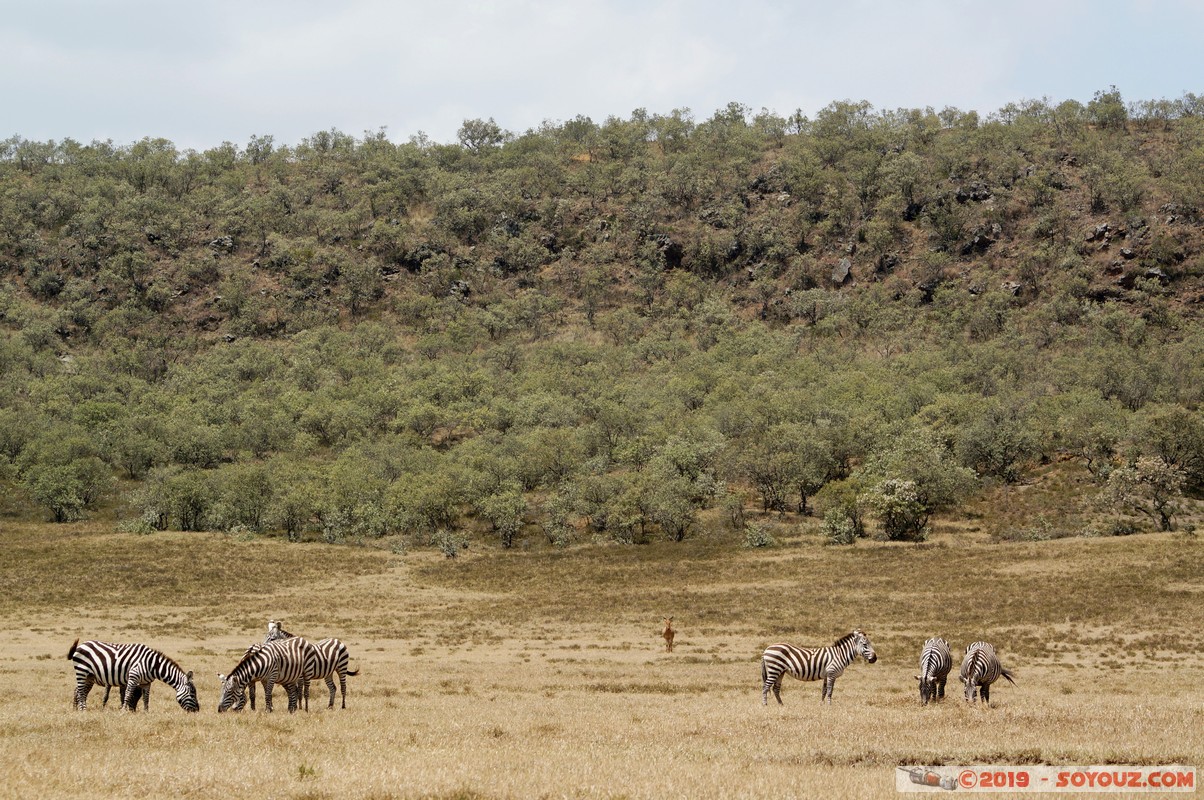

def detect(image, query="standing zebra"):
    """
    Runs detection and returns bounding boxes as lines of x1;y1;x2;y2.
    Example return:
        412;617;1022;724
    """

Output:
259;620;358;710
217;635;319;713
959;641;1016;705
915;637;952;705
68;639;198;712
760;629;878;704
308;638;359;709
236;621;294;710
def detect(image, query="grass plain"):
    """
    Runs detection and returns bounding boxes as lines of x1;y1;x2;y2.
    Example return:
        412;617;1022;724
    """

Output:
0;518;1201;799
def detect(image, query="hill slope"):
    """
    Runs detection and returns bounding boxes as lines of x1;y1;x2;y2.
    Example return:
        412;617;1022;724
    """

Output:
2;95;1204;544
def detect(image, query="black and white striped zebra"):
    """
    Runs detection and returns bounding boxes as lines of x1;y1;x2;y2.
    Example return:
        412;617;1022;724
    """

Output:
308;638;359;709
915;637;952;705
67;639;198;712
218;621;302;712
258;622;358;710
217;635;319;713
959;641;1016;705
760;629;878;704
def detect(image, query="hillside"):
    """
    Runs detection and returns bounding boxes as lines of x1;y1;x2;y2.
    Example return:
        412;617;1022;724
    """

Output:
2;91;1204;547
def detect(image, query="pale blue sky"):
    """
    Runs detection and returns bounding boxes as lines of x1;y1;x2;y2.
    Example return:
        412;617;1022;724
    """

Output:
3;0;1201;150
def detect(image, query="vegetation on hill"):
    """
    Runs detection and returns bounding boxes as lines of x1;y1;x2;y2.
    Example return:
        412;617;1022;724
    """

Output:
2;88;1203;547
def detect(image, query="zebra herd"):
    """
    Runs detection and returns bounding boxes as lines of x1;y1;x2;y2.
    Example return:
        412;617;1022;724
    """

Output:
759;630;1016;705
69;623;1014;714
68;620;357;714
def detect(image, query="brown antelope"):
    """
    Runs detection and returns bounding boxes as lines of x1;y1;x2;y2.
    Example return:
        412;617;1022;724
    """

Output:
662;617;675;652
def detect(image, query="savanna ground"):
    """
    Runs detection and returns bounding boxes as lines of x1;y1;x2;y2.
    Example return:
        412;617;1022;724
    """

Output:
1;514;1202;800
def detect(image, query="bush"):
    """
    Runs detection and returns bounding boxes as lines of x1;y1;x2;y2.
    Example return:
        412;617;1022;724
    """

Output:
742;521;777;548
821;508;857;545
433;528;469;558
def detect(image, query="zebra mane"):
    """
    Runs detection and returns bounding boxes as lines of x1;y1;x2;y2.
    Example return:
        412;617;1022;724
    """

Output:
833;630;861;647
158;649;186;676
228;645;266;681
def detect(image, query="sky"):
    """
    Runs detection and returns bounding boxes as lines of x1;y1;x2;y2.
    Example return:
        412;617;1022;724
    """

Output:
3;0;1202;151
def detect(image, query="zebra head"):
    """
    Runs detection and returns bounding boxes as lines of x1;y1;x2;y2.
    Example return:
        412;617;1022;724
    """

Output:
216;672;249;711
852;629;877;663
217;672;247;713
176;670;199;712
918;674;933;704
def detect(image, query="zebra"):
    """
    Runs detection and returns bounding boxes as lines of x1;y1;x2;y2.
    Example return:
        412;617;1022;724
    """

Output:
915;637;952;705
307;638;359;709
760;629;878;704
217;635;319;713
67;639;198;712
959;641;1016;705
258;622;358;710
228;636;358;711
261;620;358;710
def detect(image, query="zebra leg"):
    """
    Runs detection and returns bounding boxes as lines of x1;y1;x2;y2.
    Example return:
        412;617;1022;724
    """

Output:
123;681;141;711
981;684;991;706
263;680;274;713
937;677;946;700
75;677;94;710
102;685;112;708
326;676;336;709
338;673;347;709
822;676;834;703
284;682;302;714
249;680;256;711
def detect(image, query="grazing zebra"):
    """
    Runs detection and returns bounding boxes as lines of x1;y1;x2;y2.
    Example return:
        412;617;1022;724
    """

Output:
217;635;319;713
229;637;358;711
760;629;878;704
959;641;1016;705
258;621;358;710
67;639;198;712
662;617;675;652
915;637;952;705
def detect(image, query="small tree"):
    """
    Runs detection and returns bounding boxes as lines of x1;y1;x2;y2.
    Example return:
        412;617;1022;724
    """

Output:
1100;456;1186;532
866;478;928;541
22;457;111;523
821;508;858;545
475;485;527;548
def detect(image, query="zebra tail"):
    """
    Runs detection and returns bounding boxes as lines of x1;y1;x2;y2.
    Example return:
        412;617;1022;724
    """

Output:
67;638;79;660
1000;667;1017;685
346;668;360;677
760;657;767;686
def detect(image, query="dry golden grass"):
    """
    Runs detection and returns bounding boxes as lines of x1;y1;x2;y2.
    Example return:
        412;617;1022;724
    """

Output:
1;521;1202;799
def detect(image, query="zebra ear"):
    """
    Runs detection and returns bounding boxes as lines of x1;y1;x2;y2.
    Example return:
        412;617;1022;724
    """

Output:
186;670;194;681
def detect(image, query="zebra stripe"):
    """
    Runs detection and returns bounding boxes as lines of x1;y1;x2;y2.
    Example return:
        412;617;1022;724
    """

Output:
218;636;319;713
916;637;952;705
760;629;878;704
67;639;198;712
959;641;1016;705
